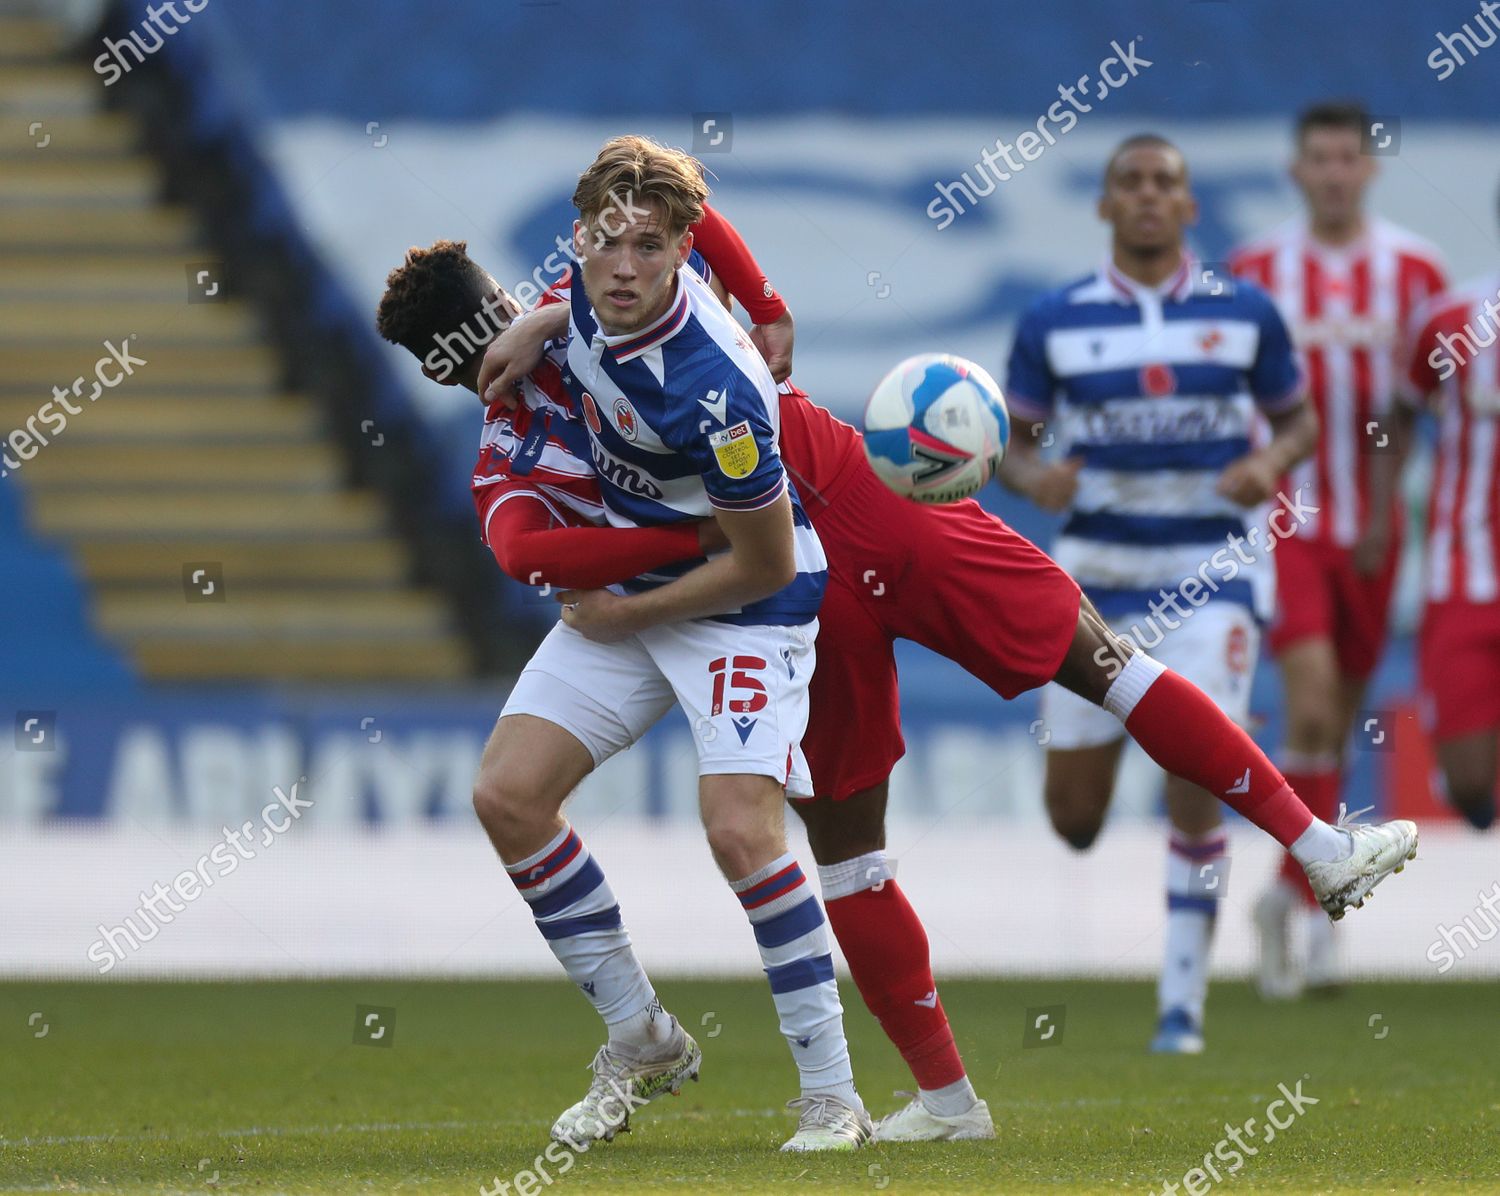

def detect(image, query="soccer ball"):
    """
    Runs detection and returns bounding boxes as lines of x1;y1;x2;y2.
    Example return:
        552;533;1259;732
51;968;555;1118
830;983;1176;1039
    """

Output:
862;353;1010;504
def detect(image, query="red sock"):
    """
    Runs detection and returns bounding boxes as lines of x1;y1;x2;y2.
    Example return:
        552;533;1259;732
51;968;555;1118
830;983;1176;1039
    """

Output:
823;882;966;1091
1112;658;1315;847
1278;766;1340;906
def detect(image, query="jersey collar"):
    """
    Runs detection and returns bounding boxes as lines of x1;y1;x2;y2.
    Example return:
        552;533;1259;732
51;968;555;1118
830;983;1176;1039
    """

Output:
592;275;692;363
1104;252;1196;304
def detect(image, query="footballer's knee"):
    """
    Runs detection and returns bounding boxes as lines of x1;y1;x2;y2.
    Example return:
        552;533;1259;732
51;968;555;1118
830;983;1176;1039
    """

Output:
701;776;786;879
1449;786;1496;830
472;768;555;855
1044;783;1109;851
704;815;780;879
1284;705;1343;756
1054;606;1132;706
792;783;889;866
1441;767;1496;830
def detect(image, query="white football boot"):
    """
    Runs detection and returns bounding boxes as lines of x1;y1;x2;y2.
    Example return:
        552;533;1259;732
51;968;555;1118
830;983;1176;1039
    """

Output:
1302;806;1419;922
549;1024;700;1146
872;1093;996;1141
779;1093;873;1152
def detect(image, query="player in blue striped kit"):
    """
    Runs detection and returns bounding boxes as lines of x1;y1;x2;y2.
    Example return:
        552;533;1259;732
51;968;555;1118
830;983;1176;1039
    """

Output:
477;137;870;1151
1003;134;1321;1054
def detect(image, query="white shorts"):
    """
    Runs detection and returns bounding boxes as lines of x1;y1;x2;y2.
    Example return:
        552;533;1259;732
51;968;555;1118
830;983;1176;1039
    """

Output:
501;617;817;797
1039;600;1259;751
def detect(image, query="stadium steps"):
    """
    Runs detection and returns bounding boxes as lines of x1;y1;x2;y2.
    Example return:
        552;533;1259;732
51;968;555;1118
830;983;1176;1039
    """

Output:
0;393;319;441
0;22;469;684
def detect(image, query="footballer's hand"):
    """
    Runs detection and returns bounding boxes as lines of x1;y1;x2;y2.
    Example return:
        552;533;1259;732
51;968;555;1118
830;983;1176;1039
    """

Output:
750;310;795;383
696;518;730;554
1352;519;1393;576
480;310;560;405
557;588;639;643
1029;457;1083;513
1216;451;1280;507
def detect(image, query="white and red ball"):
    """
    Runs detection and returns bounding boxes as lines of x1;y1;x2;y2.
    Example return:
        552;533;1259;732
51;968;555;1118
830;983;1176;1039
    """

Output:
861;353;1011;504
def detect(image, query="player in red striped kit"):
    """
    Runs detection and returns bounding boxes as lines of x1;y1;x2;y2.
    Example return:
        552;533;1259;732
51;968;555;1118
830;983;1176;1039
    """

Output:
1230;102;1447;997
1401;248;1500;833
383;189;1418;1142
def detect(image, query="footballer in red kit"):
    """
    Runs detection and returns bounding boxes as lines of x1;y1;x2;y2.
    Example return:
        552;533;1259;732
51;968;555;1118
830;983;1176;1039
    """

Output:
1230;101;1447;996
1402;266;1500;832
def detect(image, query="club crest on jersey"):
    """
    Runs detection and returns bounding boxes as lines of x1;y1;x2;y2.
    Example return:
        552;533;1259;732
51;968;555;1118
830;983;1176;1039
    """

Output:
612;397;639;442
1226;623;1250;676
709;420;759;479
1140;362;1177;397
580;391;603;435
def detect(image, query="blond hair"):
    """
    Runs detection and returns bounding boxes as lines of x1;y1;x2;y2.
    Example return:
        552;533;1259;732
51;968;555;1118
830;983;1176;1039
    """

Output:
572;135;709;237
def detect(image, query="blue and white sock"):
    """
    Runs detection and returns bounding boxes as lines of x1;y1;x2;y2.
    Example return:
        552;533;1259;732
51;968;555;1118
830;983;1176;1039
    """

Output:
731;853;860;1107
1159;829;1226;1025
506;824;670;1052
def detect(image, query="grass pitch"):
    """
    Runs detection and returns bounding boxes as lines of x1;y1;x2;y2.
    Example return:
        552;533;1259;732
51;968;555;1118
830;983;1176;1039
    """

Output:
2;978;1498;1194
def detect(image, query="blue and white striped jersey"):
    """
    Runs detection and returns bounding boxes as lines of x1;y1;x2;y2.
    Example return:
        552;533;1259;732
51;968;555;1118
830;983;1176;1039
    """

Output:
560;261;826;627
1005;257;1304;620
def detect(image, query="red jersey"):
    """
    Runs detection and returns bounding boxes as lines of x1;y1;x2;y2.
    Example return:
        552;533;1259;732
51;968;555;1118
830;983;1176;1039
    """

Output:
777;384;867;508
471;354;604;539
1404;276;1500;605
1230;218;1447;547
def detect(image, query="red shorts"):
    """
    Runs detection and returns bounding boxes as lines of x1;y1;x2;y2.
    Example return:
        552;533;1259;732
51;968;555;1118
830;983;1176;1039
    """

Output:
1267;532;1399;679
1420;600;1500;743
799;462;1081;801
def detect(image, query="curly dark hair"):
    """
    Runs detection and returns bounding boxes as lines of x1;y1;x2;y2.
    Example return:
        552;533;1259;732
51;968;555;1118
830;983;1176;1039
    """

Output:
375;239;499;364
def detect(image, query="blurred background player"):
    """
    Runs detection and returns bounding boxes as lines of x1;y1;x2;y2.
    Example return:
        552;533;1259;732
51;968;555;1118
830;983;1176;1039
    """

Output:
1230;102;1447;997
1001;134;1320;1054
1400;195;1500;835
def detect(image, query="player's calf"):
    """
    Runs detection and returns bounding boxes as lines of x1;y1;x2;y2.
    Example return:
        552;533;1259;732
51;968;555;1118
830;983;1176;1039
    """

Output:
792;787;984;1139
704;776;869;1150
1435;734;1498;830
1042;750;1118;851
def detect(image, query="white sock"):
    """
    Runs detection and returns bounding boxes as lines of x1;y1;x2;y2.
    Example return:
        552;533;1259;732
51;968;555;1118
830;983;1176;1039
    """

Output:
505;825;662;1045
816;850;894;900
608;998;676;1054
1102;651;1166;722
1159;829;1226;1022
731;852;860;1107
1289;818;1352;865
920;1075;979;1117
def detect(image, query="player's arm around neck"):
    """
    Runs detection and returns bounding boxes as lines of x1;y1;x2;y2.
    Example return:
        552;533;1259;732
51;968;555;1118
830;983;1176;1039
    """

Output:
479;301;570;404
559;493;797;641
